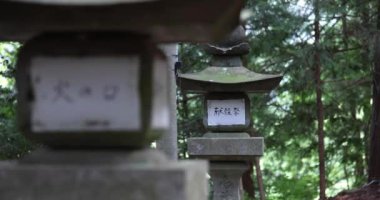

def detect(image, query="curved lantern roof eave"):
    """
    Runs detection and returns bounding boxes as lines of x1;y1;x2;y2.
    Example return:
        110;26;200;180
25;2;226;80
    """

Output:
177;66;283;93
6;0;155;5
0;0;244;42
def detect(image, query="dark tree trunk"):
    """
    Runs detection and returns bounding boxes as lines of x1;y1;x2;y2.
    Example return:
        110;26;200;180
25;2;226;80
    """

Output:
314;0;326;199
181;92;190;157
241;159;265;200
358;0;371;178
342;0;348;48
368;0;380;181
255;157;265;200
242;162;255;198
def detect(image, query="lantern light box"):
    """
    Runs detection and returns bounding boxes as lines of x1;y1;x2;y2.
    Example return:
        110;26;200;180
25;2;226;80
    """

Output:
16;33;169;147
207;99;245;126
31;56;141;132
204;93;250;132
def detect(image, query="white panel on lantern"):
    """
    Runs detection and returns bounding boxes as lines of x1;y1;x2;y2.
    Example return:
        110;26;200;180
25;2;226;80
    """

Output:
30;56;141;132
207;99;245;126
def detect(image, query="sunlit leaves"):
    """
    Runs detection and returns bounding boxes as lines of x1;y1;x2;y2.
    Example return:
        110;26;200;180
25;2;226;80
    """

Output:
0;42;36;160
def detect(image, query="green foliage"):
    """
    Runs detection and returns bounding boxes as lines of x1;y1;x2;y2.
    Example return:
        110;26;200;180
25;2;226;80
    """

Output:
0;0;375;198
179;0;376;199
0;42;36;160
176;43;209;158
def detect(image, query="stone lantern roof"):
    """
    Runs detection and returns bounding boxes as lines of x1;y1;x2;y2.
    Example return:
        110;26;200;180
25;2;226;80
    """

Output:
178;66;282;93
6;0;153;4
0;0;244;42
178;26;283;93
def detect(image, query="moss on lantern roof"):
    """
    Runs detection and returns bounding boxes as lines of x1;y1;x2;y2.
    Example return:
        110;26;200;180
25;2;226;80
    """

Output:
177;66;283;93
178;66;282;84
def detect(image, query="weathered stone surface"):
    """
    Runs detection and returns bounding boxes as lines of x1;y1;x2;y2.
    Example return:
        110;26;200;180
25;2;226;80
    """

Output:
203;26;249;55
178;66;283;93
210;162;247;200
156;43;178;160
188;135;264;161
203;132;250;138
19;148;168;165
205;26;247;48
203;43;250;56
0;149;208;200
177;24;283;93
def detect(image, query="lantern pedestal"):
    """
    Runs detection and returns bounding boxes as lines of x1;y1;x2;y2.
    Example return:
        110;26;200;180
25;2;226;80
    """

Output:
210;162;247;200
188;133;263;200
188;133;264;161
0;148;208;200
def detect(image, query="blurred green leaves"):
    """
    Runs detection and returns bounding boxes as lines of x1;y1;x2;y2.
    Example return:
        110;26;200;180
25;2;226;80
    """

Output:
179;0;374;199
0;42;36;160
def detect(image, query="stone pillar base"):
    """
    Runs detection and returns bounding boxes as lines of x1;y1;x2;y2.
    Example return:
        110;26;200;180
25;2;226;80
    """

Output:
0;148;208;200
210;162;247;200
187;133;264;161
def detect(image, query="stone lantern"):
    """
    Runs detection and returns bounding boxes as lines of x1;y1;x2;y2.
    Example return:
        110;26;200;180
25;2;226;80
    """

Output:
16;33;171;148
177;26;283;200
0;1;245;200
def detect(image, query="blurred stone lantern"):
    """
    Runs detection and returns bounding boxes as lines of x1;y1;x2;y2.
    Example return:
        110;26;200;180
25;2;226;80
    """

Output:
16;33;170;148
0;1;247;200
178;26;283;200
0;0;245;148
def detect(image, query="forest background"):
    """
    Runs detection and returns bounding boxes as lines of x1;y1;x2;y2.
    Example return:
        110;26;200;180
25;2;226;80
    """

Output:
1;0;379;199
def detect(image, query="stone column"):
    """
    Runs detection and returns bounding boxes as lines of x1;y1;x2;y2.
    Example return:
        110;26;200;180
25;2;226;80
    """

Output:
157;44;179;160
210;162;247;200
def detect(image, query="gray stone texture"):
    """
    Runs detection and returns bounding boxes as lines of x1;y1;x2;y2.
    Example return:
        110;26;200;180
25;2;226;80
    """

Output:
0;0;244;42
19;148;168;165
203;132;250;138
156;44;178;160
203;43;250;56
210;162;247;200
0;149;208;200
177;24;283;93
203;26;250;55
188;134;264;161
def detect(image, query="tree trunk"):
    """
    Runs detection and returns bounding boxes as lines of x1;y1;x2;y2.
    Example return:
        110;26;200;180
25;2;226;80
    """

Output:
242;162;255;198
368;0;380;181
255;157;266;200
358;0;371;178
314;0;327;199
